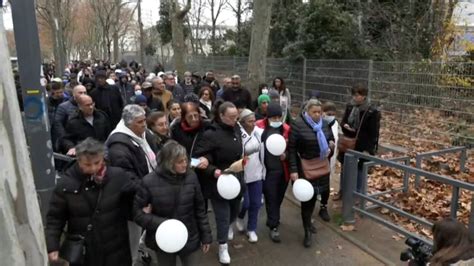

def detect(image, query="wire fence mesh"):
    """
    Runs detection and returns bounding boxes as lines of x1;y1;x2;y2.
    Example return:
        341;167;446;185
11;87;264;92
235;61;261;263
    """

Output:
137;55;473;151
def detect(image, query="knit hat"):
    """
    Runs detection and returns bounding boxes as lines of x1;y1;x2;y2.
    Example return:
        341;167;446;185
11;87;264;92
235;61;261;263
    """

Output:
258;94;271;107
134;95;147;105
268;89;280;100
95;70;107;79
239;109;254;121
142;81;152;89
267;102;282;118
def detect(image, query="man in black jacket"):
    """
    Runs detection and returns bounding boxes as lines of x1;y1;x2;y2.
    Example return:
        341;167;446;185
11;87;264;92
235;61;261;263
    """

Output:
54;85;87;145
222;75;252;109
60;95;112;156
89;70;124;128
47;81;66;150
46;138;136;266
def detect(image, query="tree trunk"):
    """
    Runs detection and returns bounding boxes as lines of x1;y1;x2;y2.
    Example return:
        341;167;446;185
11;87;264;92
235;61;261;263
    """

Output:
247;0;273;94
170;0;191;77
236;0;242;45
138;0;144;64
113;0;120;63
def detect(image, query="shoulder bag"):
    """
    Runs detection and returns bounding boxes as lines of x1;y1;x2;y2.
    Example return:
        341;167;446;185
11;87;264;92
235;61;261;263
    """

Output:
338;109;369;153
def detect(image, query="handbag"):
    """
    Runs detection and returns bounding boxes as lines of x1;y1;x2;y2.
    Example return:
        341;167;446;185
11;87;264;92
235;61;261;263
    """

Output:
338;109;369;153
59;187;103;264
300;157;330;180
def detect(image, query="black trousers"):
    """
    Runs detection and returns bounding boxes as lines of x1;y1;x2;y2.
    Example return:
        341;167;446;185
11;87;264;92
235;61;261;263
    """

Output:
263;170;289;229
300;181;330;228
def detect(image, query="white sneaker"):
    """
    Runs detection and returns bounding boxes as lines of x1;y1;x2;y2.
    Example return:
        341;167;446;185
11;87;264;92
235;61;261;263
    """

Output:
218;243;231;264
247;231;258;243
235;218;245;232
228;226;234;241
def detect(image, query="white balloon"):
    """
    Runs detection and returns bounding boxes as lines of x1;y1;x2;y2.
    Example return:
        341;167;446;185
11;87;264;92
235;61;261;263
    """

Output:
155;219;188;253
217;174;241;200
292;179;314;202
266;134;286;156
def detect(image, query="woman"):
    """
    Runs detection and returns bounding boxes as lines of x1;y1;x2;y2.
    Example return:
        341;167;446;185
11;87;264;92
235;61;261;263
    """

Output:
288;99;335;248
193;101;246;265
167;100;182;124
430;218;474;266
336;85;380;199
256;103;291;243
129;83;143;103
198;85;215;119
255;94;270;120
251;83;269;110
134;141;212;266
235;109;265;243
147;111;171;149
271;77;292;122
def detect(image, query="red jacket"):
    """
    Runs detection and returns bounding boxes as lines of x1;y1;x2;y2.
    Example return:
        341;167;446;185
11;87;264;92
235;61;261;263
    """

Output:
256;119;291;182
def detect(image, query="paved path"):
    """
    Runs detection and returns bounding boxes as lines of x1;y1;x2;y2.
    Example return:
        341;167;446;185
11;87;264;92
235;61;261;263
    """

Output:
184;199;382;266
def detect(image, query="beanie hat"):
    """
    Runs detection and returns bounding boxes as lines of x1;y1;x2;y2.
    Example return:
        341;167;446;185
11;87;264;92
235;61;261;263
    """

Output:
258;94;271;107
142;82;152;89
134;95;147;105
267;102;282;118
268;89;279;100
239;109;254;122
95;70;107;79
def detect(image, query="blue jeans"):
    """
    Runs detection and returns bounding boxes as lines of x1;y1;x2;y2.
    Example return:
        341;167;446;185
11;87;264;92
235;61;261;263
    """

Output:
340;165;364;194
238;180;263;231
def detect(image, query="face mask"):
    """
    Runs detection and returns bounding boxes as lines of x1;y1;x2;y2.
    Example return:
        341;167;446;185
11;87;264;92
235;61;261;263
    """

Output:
270;121;283;128
324;115;336;123
262;89;269;95
135;90;142;96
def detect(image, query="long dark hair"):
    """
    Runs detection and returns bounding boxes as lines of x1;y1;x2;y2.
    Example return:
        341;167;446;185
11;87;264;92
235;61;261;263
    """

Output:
272;77;286;93
430;218;474;265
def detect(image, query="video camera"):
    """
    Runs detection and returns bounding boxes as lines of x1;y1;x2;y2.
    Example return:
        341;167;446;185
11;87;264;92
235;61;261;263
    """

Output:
400;237;432;266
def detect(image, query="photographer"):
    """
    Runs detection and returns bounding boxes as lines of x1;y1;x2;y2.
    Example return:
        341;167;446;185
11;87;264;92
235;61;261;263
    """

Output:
430;218;474;266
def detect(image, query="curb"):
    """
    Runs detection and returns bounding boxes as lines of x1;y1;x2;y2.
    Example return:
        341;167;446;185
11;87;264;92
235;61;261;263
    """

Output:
284;195;395;266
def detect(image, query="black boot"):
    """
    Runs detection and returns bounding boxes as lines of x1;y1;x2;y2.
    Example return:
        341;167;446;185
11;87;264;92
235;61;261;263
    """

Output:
310;223;317;234
303;228;312;248
319;205;331;222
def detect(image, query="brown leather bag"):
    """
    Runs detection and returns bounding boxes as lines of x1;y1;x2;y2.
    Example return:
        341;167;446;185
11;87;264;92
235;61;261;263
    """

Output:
300;158;330;180
338;109;368;153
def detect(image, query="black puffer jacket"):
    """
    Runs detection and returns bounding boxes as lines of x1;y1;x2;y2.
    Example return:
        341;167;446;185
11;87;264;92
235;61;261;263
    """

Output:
106;131;158;181
134;168;212;255
289;113;334;192
60;109;112;153
89;85;124;128
193;122;246;199
45;163;135;266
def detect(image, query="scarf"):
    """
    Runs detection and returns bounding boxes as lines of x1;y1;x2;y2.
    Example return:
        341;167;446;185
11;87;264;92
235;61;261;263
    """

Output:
181;119;201;132
303;112;329;160
200;99;212;111
109;120;157;172
347;99;369;130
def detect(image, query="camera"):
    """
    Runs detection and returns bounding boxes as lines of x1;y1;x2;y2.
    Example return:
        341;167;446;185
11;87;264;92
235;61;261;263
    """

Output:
400;237;433;266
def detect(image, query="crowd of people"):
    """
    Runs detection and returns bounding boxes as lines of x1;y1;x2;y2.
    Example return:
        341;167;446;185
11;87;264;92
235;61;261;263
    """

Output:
40;60;472;266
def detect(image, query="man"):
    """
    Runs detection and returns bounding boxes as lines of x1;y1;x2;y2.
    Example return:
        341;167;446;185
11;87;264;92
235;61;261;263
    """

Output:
54;85;87;144
202;71;220;96
46;138;136;266
151;77;172;112
216;77;231;100
106;105;158;264
164;72;185;103
222;75;252;109
89;70;124;128
47;82;66;148
60;95;112;156
180;71;196;95
117;72;134;104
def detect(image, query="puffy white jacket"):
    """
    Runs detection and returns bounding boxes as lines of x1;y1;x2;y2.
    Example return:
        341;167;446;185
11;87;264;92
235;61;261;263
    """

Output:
241;126;266;184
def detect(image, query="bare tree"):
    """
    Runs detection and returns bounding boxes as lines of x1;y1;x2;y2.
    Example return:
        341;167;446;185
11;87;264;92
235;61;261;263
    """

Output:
228;0;250;47
248;0;273;93
138;0;145;63
36;0;76;74
207;0;227;54
188;0;206;54
169;0;192;76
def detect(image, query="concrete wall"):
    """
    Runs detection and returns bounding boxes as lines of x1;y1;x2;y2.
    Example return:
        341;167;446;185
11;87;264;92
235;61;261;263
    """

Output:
0;11;48;266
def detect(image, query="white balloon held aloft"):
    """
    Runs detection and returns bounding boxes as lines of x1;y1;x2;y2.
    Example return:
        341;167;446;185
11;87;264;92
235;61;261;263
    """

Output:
292;179;314;202
155;219;188;253
217;174;241;200
266;134;286;156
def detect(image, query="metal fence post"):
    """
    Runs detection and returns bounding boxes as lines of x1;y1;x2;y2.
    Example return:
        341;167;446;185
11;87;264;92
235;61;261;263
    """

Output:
403;158;410;193
302;56;307;100
367;59;373;103
450;186;460;219
342;153;358;224
415;155;422;188
460;148;467;173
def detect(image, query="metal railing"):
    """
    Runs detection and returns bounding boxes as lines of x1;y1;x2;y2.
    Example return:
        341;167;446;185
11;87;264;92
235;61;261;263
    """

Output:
341;150;474;246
